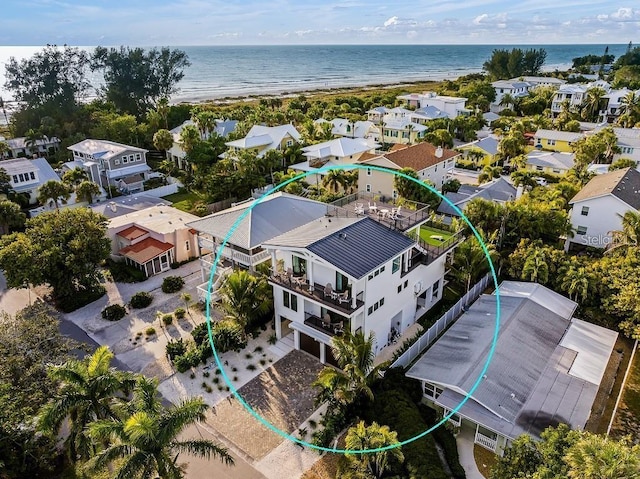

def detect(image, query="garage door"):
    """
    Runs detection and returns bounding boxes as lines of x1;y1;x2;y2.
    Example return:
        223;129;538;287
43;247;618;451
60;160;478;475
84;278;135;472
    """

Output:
299;332;321;360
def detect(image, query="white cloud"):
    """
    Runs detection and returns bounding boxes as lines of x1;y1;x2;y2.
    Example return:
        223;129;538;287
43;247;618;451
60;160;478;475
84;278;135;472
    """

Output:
383;16;399;27
473;13;488;25
611;7;633;19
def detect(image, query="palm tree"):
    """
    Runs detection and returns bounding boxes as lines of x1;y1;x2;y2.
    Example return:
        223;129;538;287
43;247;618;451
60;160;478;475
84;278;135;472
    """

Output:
156;97;170;129
581;87;606;122
521;247;549;284
564;434;640;479
37;180;72;211
179;124;201;156
509;154;528;171
559;265;590;302
153;128;175;160
0;141;9;160
498;131;526;162
85;376;234;479
499;93;516;110
342;421;404;479
38;346;135;461
0;199;26;235
219;269;271;328
478;166;502;184
511;170;538;189
608;210;640;252
314;331;386;408
452;231;499;292
76;180;101;204
24;128;45;157
323;169;348;193
62;167;89;186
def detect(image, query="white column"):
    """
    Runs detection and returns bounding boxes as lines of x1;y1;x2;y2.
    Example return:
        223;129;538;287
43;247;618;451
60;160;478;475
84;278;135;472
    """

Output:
294;330;300;350
275;314;282;339
319;342;326;364
270;251;277;271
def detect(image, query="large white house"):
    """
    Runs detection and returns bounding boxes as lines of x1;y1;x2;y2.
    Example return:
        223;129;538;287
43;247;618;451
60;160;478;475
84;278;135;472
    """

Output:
224;124;301;159
566;167;640;250
407;281;617;454
0;157;61;205
264;215;454;362
66;139;150;194
397;92;470;118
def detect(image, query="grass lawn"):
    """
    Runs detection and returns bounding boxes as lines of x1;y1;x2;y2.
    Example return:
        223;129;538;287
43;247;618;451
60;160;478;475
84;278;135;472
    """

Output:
609;341;640;439
419;225;455;246
474;444;498;479
161;191;203;212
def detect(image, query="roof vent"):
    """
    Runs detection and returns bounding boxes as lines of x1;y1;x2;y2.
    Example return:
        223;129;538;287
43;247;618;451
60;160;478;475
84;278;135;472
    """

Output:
339;233;347;239
510;393;516;399
435;146;443;158
482;374;487;380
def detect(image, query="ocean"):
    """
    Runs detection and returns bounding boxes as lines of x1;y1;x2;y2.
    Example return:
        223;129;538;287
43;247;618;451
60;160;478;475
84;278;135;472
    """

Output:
0;44;630;106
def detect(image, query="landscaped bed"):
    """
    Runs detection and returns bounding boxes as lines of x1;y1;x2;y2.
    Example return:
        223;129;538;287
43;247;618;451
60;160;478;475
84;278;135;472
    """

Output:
161;190;205;212
419;225;455;246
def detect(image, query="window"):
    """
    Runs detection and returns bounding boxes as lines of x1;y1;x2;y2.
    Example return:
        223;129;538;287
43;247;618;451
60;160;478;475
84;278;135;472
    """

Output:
29;172;35;180
397;285;402;293
292;256;307;276
283;291;298;312
392;256;401;273
136;153;142;161
379;297;384;307
402;131;409;139
547;139;556;146
552;169;561;174
368;306;373;315
12;175;18;183
581;206;589;216
115;159;120;165
185;241;190;251
129;155;135;162
367;167;372;176
404;280;408;289
291;294;298;312
392;189;398;199
423;382;443;399
366;184;371;193
122;157;128;164
536;166;543;171
336;271;348;293
286;140;293;147
576;225;588;235
432;280;440;299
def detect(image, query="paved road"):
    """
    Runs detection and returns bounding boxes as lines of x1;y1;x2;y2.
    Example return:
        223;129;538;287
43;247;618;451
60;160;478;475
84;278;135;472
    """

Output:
0;272;265;479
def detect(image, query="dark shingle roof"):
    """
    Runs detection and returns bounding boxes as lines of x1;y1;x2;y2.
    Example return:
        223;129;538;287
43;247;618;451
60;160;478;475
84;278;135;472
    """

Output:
307;217;414;279
570;167;640;209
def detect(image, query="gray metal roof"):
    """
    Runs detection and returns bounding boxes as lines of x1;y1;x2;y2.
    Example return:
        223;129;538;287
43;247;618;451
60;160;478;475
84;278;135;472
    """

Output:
407;282;616;440
437;178;516;217
263;216;362;248
495;281;577;320
306;217;415;279
186;193;330;250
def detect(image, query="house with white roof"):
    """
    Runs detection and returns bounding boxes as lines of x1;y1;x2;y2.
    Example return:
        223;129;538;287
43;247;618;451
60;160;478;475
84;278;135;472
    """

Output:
66;139;150;194
0;157;62;205
566;167;640;250
367;106;389;124
290;137;380;185
397;92;470;118
601;88;640;122
224;124;301;159
533;129;584;153
381;117;428;145
186;193;332;301
0;135;60;159
168;118;237;168
490;80;533;112
357;142;460;197
526;150;575;175
410;106;450;124
108;205;200;277
319;118;381;143
406;281;617;454
264;215;454;362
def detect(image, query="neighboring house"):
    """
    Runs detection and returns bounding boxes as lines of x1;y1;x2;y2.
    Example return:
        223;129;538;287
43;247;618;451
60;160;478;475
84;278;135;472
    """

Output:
357;142;460;197
436;177;517;221
0;135;60;159
66;139;150;194
407;281;617;454
550;81;610;119
601;88;640;122
518;76;566;88
290;137;380;185
590;126;640;165
108;205;199;277
224;124;301;159
490;80;533;112
367;106;389;124
0;157;62;205
533;129;584;153
566;167;640;250
526;150;575;175
319;118;381;143
264;215;452;361
91;194;172;219
187;192;331;300
397;92;470;117
381;117;428;145
410;105;450;124
458;136;501;166
168;118;238;168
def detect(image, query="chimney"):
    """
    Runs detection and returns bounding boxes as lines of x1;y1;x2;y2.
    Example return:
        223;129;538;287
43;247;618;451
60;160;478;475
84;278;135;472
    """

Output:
435;146;443;158
109;202;117;212
516;185;524;199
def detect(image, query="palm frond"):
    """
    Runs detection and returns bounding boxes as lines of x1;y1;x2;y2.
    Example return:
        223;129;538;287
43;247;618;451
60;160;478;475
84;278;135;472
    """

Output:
172;439;235;465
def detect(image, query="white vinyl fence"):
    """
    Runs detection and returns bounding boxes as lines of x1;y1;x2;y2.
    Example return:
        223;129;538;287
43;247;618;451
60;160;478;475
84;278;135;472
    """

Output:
391;273;493;369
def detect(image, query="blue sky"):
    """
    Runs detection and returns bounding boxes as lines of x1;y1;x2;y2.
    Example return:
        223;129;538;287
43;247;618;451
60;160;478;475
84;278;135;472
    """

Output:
1;0;639;45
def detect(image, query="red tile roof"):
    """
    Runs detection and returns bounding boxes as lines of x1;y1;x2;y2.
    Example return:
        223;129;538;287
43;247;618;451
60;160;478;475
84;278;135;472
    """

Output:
116;225;149;240
119;237;173;265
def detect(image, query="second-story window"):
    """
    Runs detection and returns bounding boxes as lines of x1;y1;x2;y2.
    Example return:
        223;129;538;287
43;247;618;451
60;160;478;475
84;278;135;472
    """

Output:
392;256;401;274
292;256;306;276
581;206;589;216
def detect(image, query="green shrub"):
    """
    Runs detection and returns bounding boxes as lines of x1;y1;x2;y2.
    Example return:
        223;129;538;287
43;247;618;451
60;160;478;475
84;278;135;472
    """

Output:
130;291;153;309
191;322;209;346
105;258;146;283
174;355;192;373
162;314;173;325
174;307;186;319
246;364;256;371
58;286;106;313
145;327;156;336
432;420;466;479
166;338;187;360
213;320;247;353
101;304;127;321
161;275;184;293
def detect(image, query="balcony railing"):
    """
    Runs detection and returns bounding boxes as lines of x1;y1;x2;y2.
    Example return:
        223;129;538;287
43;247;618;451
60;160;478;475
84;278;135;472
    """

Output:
475;431;498;452
304;312;348;337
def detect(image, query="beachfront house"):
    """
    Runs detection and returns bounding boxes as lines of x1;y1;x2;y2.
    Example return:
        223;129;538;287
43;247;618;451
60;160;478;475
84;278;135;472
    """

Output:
356;142;460;198
108;205;200;277
406;281;617;454
66;139;150;194
533;129;584;153
0;157;62;205
566;167;640;250
397;92;470;118
168;118;238;169
526;150;575;175
224;124;301;160
186;193;331;301
436;177;517;222
264;214;456;362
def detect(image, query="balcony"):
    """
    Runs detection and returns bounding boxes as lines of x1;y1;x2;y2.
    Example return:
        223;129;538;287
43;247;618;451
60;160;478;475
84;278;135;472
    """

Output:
269;272;364;315
304;312;349;338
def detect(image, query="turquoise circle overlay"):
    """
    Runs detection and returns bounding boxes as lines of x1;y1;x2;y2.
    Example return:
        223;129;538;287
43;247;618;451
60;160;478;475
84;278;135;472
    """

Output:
204;163;501;454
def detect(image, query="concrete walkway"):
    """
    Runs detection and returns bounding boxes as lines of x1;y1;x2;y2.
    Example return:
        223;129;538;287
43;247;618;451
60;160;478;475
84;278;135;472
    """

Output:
456;426;485;479
374;322;423;366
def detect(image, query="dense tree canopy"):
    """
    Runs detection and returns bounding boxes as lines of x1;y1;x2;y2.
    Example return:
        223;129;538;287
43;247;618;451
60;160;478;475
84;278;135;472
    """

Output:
483;48;547;79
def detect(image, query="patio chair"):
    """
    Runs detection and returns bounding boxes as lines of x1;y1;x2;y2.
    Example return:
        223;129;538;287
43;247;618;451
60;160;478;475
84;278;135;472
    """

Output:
333;321;344;335
354;204;365;215
322;313;332;329
293;273;307;288
368;201;377;213
323;283;333;298
338;290;350;305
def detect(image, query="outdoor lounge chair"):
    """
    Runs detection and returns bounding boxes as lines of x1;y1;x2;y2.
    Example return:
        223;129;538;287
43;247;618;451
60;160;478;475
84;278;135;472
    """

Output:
333;321;344;334
322;314;332;329
292;274;307;288
368;201;378;213
323;283;333;298
338;290;350;305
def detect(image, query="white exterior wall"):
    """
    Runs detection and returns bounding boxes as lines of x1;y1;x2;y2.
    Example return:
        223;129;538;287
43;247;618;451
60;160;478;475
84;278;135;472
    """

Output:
568;195;634;249
418;158;457;188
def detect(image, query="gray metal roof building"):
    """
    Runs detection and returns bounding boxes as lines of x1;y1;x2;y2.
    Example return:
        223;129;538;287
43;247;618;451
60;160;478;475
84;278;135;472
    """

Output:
406;281;617;440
